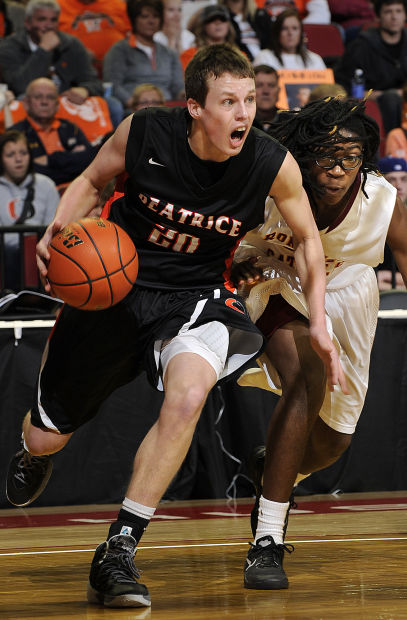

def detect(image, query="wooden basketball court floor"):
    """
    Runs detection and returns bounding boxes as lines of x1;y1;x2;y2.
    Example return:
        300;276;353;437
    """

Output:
1;491;407;619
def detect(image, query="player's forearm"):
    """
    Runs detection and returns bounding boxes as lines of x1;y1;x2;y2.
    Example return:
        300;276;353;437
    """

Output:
294;235;327;329
53;174;101;229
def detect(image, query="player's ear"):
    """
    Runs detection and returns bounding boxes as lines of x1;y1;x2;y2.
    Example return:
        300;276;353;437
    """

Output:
187;98;202;120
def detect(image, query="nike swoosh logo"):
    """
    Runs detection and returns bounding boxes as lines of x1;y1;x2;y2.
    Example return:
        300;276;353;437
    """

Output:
245;559;257;571
149;157;165;167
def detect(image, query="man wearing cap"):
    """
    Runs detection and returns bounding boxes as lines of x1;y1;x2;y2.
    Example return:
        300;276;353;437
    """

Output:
377;156;407;289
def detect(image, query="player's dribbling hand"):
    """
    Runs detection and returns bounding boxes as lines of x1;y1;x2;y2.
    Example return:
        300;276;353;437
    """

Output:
309;325;349;395
231;257;264;288
36;220;65;293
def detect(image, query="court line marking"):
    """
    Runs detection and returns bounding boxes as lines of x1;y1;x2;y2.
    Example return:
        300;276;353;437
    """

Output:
1;536;407;557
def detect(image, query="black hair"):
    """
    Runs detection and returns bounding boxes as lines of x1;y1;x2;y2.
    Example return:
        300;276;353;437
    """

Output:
127;0;164;30
374;0;407;16
185;43;254;105
269;97;380;197
0;130;33;176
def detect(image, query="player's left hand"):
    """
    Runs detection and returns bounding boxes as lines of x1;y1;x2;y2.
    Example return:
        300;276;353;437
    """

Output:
309;325;349;394
231;257;264;288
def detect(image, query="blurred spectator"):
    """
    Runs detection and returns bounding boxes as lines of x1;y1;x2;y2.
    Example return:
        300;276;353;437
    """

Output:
4;1;26;34
253;8;326;69
385;81;407;159
103;0;184;109
253;64;281;131
0;129;59;290
335;0;407;133
377;155;407;289
180;5;238;71
153;0;195;53
0;0;124;127
219;0;272;60
328;0;376;44
130;82;165;111
58;0;131;65
0;0;15;37
307;82;347;102
11;77;98;186
256;0;331;23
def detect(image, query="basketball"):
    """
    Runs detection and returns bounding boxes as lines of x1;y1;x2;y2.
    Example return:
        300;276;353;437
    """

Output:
47;218;138;310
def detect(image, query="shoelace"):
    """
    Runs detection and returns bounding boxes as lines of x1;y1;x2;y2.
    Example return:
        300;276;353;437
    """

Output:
14;452;48;485
97;547;141;585
248;540;294;567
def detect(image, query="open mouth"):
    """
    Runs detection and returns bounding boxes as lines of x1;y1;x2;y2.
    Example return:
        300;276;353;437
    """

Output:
230;127;246;144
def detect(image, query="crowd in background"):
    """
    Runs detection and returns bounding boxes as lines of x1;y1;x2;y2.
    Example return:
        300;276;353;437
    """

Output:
1;0;407;292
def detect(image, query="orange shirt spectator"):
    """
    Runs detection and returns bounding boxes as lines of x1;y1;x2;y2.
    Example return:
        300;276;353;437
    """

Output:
58;0;131;62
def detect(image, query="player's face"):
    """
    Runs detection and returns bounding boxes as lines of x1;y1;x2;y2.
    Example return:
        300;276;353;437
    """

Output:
188;73;256;161
385;170;407;202
1;139;30;184
310;129;363;206
25;9;59;43
255;72;279;113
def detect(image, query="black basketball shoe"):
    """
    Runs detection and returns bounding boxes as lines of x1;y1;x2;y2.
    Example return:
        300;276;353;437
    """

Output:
6;445;53;506
249;445;297;539
244;535;294;590
87;534;151;608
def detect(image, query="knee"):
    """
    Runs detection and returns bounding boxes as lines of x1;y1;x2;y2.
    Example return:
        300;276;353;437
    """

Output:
163;384;207;429
282;366;326;416
25;424;71;456
313;425;352;461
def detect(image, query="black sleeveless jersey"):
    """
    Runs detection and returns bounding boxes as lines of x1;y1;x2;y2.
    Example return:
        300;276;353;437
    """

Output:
108;106;287;290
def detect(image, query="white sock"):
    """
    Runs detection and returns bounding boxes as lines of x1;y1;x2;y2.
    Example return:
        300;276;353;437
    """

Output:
255;495;289;546
122;497;156;521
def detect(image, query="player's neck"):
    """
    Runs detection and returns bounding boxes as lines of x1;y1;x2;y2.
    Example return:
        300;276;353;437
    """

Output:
187;121;230;163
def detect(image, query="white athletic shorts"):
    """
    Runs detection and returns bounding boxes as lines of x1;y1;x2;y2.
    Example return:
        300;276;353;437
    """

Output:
160;321;230;381
238;265;379;434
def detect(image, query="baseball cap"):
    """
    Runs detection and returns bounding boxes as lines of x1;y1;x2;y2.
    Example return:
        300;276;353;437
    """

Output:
378;156;407;174
201;4;230;23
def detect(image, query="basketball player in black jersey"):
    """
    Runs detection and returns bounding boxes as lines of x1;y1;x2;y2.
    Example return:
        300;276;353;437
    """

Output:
6;43;345;607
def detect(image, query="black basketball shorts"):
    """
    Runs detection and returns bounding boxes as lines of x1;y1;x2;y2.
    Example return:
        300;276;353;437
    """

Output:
30;284;264;433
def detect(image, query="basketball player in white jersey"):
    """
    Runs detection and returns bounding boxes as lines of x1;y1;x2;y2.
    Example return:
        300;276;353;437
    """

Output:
233;96;407;590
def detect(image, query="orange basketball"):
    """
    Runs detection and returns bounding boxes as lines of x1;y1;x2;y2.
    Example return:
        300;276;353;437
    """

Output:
47;218;138;310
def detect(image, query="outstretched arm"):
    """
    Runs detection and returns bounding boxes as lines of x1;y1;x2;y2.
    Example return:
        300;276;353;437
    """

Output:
269;152;348;393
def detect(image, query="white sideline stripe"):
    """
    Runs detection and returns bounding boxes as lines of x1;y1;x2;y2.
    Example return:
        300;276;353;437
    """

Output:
1;536;407;557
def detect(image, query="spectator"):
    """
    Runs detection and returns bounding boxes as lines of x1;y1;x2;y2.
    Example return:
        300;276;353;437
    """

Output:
253;64;281;131
0;0;15;37
335;0;407;134
0;129;59;290
377;155;407;289
0;0;124;127
153;0;195;53
11;77;98;186
219;0;273;60
130;82;165;111
103;0;184;110
180;5;237;72
328;0;376;44
257;0;331;24
253;8;326;69
57;0;131;64
385;81;407;159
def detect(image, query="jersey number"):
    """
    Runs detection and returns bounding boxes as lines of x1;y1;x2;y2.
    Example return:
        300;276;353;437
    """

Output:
148;224;200;253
